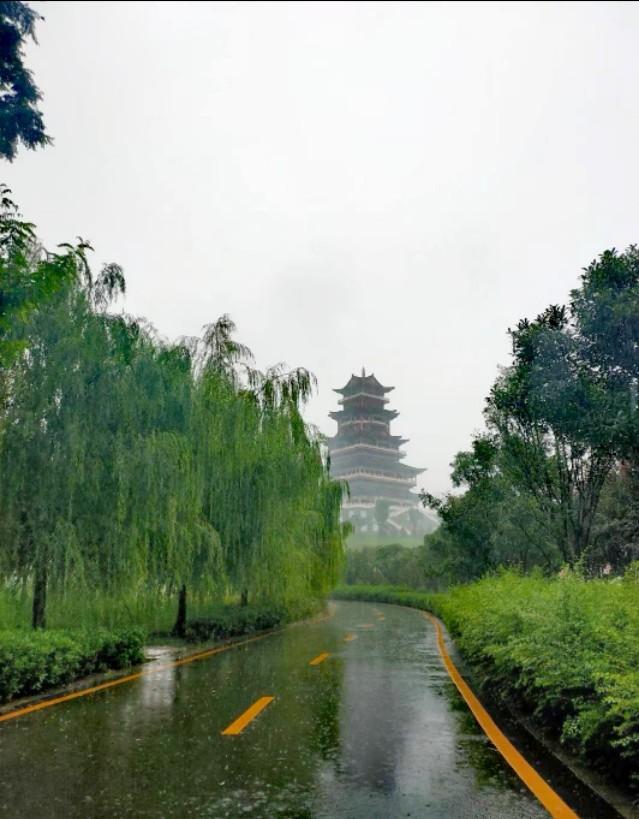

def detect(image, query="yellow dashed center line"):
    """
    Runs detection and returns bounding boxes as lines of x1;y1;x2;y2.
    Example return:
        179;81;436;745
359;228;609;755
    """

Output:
221;696;274;735
425;613;578;819
309;652;330;666
1;608;341;727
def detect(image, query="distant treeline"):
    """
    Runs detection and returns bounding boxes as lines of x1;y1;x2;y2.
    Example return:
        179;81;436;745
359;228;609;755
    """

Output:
420;245;639;585
0;189;346;631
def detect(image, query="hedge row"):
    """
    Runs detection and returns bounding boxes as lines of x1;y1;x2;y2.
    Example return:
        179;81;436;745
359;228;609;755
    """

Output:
0;599;323;705
333;572;639;791
0;627;145;704
184;599;322;643
332;584;440;611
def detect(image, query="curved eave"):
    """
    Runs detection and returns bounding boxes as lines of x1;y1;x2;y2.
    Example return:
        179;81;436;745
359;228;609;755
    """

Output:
331;454;419;475
334;374;394;395
327;442;406;458
338;392;390;405
342;498;415;509
403;465;425;476
332;471;417;486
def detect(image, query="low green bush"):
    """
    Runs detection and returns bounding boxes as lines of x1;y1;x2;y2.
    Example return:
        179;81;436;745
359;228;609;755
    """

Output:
184;599;322;643
332;584;442;612
0;627;145;704
334;572;639;791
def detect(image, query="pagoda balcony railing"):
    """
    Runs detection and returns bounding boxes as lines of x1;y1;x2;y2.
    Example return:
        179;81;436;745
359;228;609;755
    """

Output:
342;497;415;509
337;418;390;429
333;468;416;486
329;443;407;458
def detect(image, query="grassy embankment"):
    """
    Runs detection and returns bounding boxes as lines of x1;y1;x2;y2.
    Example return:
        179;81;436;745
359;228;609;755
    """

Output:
0;590;321;705
333;572;639;792
345;532;426;550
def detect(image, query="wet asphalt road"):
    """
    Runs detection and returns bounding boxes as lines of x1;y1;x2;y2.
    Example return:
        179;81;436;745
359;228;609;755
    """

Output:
0;601;611;818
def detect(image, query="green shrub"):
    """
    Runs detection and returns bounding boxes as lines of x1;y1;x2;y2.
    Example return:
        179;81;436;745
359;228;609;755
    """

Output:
184;599;321;643
332;584;442;612
333;573;639;790
0;627;145;704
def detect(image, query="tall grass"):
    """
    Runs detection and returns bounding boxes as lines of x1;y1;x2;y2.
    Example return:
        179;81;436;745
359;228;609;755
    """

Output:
0;587;238;634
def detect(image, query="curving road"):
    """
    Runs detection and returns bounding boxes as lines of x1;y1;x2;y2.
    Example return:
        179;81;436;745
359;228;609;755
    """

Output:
0;601;620;818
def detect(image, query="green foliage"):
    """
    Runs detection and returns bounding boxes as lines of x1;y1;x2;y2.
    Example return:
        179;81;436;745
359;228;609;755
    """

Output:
343;543;428;587
332;584;440;611
345;531;426;550
0;627;144;703
421;432;561;584
486;300;616;563
0;2;50;160
422;245;639;581
336;573;639;790
0;187;79;370
373;500;391;533
183;599;321;643
590;464;639;571
0;193;346;633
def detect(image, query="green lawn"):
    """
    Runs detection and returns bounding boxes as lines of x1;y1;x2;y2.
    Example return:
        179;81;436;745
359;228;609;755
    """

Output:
345;532;425;550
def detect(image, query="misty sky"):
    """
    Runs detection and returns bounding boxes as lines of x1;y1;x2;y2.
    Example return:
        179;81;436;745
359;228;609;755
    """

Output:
6;1;639;494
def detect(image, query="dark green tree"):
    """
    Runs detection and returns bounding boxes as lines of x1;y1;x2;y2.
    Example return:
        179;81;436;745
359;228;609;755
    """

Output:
421;436;558;583
0;186;75;374
570;246;639;459
486;303;616;563
421;247;639;581
374;499;391;535
0;1;50;160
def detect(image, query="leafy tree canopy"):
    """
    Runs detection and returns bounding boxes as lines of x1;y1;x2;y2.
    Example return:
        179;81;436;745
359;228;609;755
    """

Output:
0;1;50;160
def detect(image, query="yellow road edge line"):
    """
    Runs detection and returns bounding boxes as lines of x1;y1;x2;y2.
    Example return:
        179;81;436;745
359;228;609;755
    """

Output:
221;695;274;736
309;652;330;666
0;606;337;726
424;612;578;819
0;629;279;726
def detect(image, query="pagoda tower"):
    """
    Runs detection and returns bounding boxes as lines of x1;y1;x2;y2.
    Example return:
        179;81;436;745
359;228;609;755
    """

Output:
327;369;424;525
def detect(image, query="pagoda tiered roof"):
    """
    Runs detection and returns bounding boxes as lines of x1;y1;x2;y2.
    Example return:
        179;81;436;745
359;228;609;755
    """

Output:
334;373;393;396
338;392;390;405
330;461;423;479
327;445;408;461
328;369;423;512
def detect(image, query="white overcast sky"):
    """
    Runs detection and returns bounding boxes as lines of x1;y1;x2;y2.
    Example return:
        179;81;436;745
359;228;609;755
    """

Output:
6;1;639;494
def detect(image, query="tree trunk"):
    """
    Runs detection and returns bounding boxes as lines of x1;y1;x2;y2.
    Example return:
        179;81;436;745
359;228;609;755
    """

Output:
240;588;248;607
172;584;187;637
32;564;47;630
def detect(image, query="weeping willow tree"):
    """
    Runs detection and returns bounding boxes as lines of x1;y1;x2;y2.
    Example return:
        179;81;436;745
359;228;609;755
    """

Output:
0;201;346;630
193;323;346;608
0;243;126;625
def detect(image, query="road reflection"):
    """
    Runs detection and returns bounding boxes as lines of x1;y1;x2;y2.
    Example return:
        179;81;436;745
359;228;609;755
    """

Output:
0;602;601;818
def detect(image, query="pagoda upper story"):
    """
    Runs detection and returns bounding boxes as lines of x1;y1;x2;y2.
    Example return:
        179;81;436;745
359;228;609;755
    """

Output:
327;369;423;507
